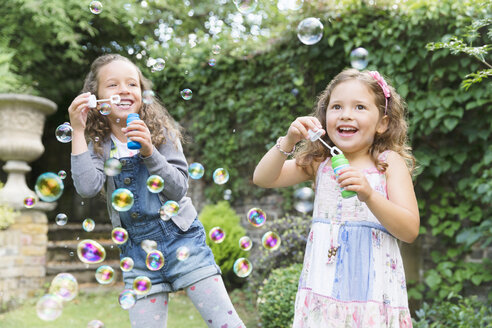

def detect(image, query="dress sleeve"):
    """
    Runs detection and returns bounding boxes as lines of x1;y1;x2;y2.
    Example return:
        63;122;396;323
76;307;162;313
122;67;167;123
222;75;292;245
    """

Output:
141;130;189;201
70;142;107;198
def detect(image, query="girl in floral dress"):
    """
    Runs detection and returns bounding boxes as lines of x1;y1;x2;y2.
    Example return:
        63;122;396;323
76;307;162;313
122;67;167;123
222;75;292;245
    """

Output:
253;69;419;327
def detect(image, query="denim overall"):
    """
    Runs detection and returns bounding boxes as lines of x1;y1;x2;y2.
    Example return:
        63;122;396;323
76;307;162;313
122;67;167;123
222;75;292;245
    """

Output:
113;152;220;297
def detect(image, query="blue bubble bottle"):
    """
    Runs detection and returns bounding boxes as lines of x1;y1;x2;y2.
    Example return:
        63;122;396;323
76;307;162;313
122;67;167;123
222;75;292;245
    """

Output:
126;113;142;150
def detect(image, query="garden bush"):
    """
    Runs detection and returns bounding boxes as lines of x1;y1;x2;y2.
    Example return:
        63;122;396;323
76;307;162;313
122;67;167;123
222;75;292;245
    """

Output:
257;263;303;328
198;201;248;288
413;293;492;328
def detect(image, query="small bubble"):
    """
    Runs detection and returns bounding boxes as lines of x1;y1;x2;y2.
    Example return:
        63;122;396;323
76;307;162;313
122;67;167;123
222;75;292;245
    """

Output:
55;213;68;226
23;196;36;208
233;258;252;278
55;123;73;143
188;163;205;179
82;218;95;232
98;103;111;115
180;89;192;100
212;44;221;55
350;47;369;70
297;17;324;45
213;168;229;185
89;1;103;14
143;90;155;105
209;227;225;243
208;58;216;67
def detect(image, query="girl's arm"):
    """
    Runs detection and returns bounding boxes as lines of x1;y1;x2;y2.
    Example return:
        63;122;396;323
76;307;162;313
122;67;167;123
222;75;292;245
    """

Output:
253;116;323;188
339;151;420;243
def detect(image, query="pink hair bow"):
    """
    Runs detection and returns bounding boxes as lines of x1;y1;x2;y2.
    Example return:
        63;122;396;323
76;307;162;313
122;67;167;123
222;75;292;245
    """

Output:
368;71;390;114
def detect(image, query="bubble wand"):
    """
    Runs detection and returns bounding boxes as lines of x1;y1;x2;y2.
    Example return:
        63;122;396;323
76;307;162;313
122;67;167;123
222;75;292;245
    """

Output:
88;94;121;108
307;130;342;156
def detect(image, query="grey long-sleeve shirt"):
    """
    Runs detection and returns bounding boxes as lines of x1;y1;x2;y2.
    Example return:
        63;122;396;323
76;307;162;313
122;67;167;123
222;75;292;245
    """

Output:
71;132;197;231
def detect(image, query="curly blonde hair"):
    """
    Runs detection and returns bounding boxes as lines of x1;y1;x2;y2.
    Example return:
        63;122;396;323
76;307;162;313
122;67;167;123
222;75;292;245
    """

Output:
295;68;416;178
81;54;182;155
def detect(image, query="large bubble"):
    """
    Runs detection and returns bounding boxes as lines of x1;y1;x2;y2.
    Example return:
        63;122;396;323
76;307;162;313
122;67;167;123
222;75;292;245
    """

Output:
234;0;258;14
233;258;253;278
146;250;165;271
213;168;229;185
209;227;226;243
146;175;164;193
55;123;73;143
35;172;64;202
188;162;205;179
111;188;134;211
262;231;281;251
297;17;324;45
49;273;78;302
350;47;369;70
120;257;134;272
118;289;137;310
111;227;129;245
95;265;115;285
133;276;152;295
247;208;266;227
77;239;106;264
104;158;122;176
36;294;63;321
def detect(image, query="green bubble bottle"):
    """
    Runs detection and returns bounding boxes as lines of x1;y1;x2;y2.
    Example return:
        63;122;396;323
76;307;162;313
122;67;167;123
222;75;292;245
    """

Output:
331;154;357;198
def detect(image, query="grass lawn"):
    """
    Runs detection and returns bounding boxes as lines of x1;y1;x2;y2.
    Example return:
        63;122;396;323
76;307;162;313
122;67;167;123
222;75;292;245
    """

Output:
0;286;260;328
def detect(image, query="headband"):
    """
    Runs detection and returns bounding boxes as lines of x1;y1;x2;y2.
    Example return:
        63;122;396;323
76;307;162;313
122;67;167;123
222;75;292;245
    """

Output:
368;71;390;115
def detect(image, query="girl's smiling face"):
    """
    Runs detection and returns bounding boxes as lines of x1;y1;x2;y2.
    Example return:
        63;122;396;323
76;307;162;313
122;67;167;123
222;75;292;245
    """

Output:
97;60;142;124
326;79;388;157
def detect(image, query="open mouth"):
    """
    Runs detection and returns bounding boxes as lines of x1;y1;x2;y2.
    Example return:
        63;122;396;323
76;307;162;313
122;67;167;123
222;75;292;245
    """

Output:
116;99;134;110
337;126;358;136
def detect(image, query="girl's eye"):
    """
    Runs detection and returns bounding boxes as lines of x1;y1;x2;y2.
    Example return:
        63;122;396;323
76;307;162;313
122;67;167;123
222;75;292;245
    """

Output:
332;104;341;110
356;104;365;110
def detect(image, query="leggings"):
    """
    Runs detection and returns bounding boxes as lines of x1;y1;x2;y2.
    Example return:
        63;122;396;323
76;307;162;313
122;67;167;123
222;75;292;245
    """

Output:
128;274;245;328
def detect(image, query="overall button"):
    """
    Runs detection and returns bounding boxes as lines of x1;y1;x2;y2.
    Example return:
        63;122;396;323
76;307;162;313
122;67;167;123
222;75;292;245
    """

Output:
131;212;139;219
124;177;132;185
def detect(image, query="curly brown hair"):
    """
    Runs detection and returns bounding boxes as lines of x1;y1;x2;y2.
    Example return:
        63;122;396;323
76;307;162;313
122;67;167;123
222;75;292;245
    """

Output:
295;68;416;178
81;54;182;155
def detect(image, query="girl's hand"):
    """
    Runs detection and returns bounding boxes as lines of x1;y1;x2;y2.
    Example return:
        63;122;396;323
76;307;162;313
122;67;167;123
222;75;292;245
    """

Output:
68;92;92;132
285;116;325;146
122;120;153;157
337;167;373;202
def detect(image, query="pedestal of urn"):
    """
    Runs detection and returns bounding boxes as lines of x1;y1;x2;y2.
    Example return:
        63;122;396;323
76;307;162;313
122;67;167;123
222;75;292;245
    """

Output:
0;94;58;210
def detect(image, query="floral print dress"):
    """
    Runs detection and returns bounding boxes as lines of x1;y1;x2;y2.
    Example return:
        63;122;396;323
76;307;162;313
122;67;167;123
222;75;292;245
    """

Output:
293;151;413;328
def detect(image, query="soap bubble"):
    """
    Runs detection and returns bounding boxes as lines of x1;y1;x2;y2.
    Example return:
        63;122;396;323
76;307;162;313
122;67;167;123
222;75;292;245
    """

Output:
82;218;95;232
262;231;281;251
104;158;122;176
95;265;115;285
146;175;164;193
24;196;36;208
188;162;205;179
98;103;111;115
87;319;105;328
350;47;369;70
35;172;64;202
89;1;103;14
36;294;63;321
49;273;78;301
223;189;232;201
247;208;266;227
55;123;73;143
176;246;190;261
293;187;314;213
239;236;253;251
143;90;155;105
212;45;221;55
77;239;106;264
111;188;134;211
234;0;257;14
209;227;225;243
160;200;179;220
58;170;67;179
120;257;134;271
297;17;324;45
180;88;193;100
146;250;165;271
55;213;68;226
152;58;165;72
133;276;152;295
213;168;229;184
233;258;253;278
118;289;137;310
112;227;129;244
141;239;157;253
277;0;303;11
208;58;216;67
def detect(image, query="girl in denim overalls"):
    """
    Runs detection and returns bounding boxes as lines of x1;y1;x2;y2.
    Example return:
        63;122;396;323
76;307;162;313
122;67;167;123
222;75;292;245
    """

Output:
68;54;245;328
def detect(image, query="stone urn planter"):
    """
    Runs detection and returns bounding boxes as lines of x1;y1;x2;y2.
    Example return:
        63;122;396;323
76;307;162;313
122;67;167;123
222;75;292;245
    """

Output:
0;94;57;210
